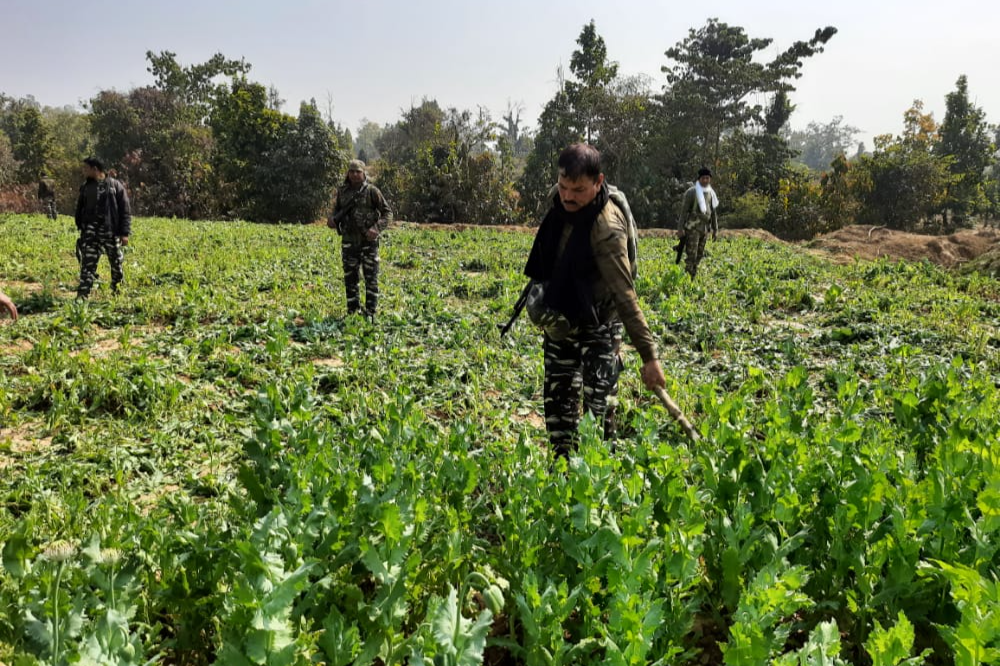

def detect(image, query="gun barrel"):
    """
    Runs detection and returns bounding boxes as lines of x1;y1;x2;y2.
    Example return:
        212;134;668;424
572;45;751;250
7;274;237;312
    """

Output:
499;281;533;337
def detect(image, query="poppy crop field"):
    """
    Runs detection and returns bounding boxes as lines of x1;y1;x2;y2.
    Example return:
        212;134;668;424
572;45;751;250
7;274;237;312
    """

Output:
1;213;999;665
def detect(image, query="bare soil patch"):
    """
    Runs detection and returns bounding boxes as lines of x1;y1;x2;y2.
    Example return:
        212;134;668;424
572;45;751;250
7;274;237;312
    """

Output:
0;422;53;468
93;338;122;356
0;338;33;353
3;280;46;294
137;484;182;514
69;337;122;357
512;409;545;429
806;225;999;267
312;356;345;368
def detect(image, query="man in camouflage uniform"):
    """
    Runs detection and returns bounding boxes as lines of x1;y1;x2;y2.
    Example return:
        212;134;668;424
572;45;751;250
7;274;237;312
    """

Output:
524;143;665;457
677;167;719;279
37;176;57;220
74;157;131;298
328;159;391;319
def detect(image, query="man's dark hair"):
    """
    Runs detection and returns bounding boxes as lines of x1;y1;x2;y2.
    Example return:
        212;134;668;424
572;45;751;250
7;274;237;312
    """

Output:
83;157;105;172
697;167;712;178
558;143;602;181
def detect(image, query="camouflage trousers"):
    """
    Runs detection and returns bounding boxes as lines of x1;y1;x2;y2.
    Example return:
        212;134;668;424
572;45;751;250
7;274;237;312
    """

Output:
683;227;709;278
41;198;57;220
78;233;123;297
342;237;380;315
543;320;624;458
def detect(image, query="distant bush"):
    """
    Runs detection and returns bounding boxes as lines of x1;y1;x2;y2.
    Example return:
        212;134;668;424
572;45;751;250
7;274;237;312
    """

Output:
721;191;770;229
763;169;827;240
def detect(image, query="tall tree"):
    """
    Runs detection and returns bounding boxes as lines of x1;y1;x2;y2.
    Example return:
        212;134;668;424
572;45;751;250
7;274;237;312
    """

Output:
0;97;53;182
855;101;951;232
42;105;93;213
789;116;861;171
500;101;532;159
146;50;250;121
210;77;293;220
90;86;216;218
660;19;837;168
355;119;384;161
86;52;253;218
375;99;447;164
12;106;53;181
565;19;619;143
595;74;659;220
819;152;860;229
518;83;579;215
936;75;994;226
724;89;797;197
253;101;343;224
520;22;629;216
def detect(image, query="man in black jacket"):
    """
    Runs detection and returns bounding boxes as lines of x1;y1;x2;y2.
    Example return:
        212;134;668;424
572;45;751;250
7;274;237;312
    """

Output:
75;157;131;298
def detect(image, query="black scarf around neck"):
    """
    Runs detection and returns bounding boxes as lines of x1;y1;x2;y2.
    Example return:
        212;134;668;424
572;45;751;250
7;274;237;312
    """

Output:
524;183;608;326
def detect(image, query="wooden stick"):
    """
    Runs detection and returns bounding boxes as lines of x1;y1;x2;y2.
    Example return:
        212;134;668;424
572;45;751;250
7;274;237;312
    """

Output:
653;386;701;442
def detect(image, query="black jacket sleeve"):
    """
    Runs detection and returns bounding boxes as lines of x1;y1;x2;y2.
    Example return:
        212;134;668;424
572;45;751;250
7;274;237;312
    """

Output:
75;185;85;230
114;180;132;237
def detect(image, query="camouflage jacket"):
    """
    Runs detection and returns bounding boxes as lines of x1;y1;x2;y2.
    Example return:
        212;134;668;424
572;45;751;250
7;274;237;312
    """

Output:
75;177;131;237
332;180;391;240
38;179;56;200
553;198;658;363
677;185;719;234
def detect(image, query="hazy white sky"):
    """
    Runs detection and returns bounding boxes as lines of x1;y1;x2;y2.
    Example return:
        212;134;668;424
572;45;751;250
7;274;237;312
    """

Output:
2;0;996;148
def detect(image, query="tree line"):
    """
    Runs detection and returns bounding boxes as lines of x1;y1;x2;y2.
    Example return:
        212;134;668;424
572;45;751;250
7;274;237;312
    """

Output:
1;19;998;236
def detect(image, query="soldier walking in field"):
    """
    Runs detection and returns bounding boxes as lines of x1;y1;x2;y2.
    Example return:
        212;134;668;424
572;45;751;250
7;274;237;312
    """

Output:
523;143;665;457
74;157;131;298
677;167;719;279
328;159;391;319
38;175;58;220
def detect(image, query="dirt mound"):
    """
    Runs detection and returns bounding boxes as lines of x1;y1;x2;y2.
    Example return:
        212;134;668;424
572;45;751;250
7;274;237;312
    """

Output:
806;225;1000;267
960;247;1000;277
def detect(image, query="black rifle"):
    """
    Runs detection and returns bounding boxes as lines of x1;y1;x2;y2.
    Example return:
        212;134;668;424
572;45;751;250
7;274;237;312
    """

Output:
498;281;533;337
674;238;684;264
